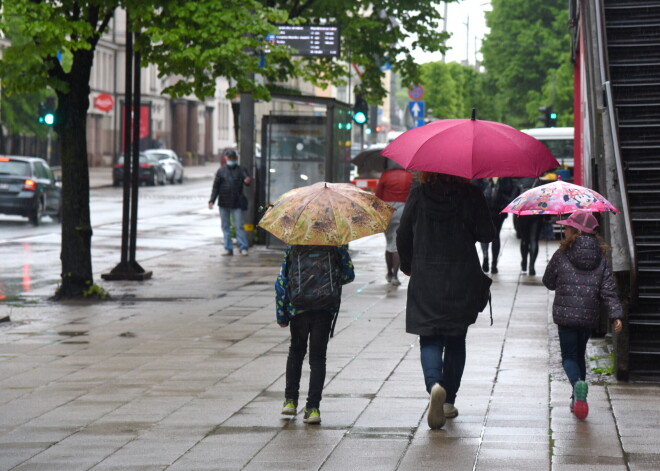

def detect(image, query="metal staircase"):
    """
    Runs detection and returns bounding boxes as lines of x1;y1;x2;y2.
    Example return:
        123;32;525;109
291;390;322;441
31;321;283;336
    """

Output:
604;0;660;379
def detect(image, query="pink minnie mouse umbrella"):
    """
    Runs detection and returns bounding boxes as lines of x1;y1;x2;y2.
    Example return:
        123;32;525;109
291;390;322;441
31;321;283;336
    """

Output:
501;179;619;216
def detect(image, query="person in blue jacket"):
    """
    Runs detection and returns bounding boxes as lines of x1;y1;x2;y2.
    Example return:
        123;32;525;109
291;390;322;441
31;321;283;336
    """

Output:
275;245;354;424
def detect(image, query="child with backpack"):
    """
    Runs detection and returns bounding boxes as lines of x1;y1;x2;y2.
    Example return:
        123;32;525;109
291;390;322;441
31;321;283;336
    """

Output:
542;211;623;419
275;244;355;424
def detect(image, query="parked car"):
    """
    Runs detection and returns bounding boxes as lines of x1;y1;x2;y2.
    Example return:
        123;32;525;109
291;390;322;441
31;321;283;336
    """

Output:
144;149;184;184
113;153;167;187
0;155;61;225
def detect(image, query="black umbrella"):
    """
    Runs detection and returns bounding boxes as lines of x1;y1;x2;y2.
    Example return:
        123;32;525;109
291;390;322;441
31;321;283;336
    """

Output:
351;147;388;179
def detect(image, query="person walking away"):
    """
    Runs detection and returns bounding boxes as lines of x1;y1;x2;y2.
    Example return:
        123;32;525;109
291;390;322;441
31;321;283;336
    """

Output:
276;244;355;424
397;172;495;429
474;177;516;274
542;211;623;420
375;160;414;286
208;149;252;256
515;177;546;275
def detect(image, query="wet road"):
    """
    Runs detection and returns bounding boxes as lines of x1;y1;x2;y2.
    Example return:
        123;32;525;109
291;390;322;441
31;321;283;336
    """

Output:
0;180;219;299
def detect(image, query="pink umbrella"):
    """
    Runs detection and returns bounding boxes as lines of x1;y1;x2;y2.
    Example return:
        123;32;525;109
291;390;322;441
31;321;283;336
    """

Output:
501;179;620;215
381;115;559;179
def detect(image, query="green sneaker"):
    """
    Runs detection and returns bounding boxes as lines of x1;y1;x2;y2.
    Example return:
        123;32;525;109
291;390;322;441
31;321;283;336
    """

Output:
574;381;589;402
303;407;321;424
281;399;297;415
573;381;589;420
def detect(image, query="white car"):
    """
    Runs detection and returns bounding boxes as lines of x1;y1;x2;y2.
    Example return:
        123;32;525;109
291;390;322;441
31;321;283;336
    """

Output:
144;149;184;184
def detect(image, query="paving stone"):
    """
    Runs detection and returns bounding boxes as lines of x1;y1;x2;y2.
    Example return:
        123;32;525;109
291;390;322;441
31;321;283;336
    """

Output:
0;224;655;470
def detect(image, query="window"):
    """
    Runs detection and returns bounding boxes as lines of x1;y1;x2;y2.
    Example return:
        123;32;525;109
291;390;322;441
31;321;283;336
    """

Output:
218;102;230;140
0;160;30;176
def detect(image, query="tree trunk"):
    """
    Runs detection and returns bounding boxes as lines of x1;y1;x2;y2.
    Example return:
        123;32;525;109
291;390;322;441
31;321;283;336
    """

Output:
53;51;94;299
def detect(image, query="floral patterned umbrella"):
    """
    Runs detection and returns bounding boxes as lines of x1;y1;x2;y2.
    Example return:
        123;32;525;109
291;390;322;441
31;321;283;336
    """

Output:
501;180;620;215
258;182;395;246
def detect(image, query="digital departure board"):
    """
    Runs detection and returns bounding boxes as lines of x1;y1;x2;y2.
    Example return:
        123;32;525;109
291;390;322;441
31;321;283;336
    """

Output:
268;25;340;57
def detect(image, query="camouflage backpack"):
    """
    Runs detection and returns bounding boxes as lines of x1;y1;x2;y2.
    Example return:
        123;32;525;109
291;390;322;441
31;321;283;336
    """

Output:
287;245;342;312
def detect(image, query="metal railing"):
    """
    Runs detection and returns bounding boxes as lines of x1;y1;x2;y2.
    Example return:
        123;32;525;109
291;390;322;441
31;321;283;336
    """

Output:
594;0;639;299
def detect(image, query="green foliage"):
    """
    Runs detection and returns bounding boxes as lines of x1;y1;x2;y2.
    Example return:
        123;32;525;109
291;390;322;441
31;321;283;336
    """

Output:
590;351;615;376
413;62;494;125
481;0;573;129
0;88;50;139
0;1;106;96
419;62;497;121
82;282;111;300
277;0;451;105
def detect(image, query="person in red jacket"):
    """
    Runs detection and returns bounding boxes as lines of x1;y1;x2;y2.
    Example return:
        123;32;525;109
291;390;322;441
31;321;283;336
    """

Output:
375;160;414;286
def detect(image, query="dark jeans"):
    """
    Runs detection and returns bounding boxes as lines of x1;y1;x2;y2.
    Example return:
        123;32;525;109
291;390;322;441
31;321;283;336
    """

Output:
557;325;591;388
420;333;467;404
285;310;333;409
518;215;544;271
481;213;507;267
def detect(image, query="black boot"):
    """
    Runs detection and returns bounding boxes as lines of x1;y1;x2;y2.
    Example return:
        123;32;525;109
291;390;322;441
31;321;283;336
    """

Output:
482;257;489;273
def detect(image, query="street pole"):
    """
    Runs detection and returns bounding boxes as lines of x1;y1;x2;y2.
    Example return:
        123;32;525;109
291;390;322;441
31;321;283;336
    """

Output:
102;17;152;281
46;128;52;165
239;76;255;245
465;16;470;65
443;2;448;63
369;104;378;145
359;123;365;150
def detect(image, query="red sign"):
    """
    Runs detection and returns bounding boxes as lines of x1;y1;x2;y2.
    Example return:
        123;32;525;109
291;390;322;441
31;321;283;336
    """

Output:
408;85;424;101
94;93;114;112
120;104;152;152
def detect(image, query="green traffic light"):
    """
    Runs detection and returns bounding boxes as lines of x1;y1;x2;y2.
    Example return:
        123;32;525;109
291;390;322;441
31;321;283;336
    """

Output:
550;112;557;119
44;113;55;125
353;111;367;125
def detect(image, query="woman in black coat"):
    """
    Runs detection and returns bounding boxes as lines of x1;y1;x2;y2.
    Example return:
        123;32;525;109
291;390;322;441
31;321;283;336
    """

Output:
397;171;495;429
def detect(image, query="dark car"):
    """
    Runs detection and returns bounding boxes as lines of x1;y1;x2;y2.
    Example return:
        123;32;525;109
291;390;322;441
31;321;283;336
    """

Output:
0;155;62;225
113;153;167;187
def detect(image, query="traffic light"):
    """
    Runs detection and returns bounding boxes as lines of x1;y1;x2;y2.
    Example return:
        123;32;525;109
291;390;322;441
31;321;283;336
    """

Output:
39;96;56;125
538;105;556;128
353;96;368;125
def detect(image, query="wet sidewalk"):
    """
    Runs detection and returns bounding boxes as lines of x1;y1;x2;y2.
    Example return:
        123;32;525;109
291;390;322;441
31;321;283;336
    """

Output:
1;219;659;470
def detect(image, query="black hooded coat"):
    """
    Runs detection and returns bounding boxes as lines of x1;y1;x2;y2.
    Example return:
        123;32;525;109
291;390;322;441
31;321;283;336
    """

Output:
542;234;623;327
397;181;496;337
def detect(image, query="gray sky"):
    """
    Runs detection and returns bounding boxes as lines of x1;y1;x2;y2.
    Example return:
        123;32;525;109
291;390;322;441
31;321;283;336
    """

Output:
412;0;491;66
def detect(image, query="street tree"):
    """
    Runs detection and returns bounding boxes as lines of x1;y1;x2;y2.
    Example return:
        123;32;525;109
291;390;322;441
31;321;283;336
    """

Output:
262;0;451;105
0;0;451;299
480;0;572;129
419;61;497;121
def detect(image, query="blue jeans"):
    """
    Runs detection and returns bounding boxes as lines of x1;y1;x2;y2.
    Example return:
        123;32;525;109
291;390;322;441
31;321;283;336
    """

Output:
219;206;248;253
557;325;591;387
420;333;467;404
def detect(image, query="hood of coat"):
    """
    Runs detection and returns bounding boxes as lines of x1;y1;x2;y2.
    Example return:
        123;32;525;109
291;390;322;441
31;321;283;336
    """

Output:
419;182;469;219
566;234;601;270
